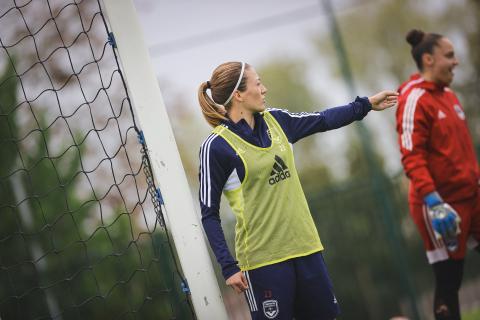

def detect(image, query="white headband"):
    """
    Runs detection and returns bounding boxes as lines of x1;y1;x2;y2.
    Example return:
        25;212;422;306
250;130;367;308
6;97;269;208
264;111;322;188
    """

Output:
223;62;245;106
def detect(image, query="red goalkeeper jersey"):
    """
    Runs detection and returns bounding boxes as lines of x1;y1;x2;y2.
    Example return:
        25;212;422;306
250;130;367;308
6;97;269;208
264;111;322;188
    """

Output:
396;74;479;204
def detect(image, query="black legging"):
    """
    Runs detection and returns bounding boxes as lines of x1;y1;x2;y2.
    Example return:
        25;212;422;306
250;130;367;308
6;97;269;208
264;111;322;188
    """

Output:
432;259;464;320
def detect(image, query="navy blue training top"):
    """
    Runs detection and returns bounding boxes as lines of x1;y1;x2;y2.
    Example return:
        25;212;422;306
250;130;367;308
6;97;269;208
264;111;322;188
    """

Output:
198;97;371;280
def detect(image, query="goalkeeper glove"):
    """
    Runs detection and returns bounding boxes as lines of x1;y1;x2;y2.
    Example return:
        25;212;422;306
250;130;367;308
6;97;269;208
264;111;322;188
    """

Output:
424;191;461;252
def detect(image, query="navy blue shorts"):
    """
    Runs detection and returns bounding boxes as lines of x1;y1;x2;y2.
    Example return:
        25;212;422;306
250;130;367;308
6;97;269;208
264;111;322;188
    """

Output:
243;252;339;320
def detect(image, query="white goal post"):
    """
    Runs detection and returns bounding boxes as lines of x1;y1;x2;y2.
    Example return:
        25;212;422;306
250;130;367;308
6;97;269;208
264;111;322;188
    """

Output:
100;1;228;319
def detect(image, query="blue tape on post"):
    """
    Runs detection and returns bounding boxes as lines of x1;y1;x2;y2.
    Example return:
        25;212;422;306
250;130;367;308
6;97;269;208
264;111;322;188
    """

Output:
137;130;145;145
108;32;117;48
181;279;190;294
156;188;164;205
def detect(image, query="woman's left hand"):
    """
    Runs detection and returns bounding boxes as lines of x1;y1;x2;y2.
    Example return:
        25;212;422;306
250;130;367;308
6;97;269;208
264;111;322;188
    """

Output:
368;90;399;111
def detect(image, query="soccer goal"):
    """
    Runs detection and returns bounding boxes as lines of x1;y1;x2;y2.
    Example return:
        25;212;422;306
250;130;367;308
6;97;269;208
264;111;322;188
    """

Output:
0;0;227;319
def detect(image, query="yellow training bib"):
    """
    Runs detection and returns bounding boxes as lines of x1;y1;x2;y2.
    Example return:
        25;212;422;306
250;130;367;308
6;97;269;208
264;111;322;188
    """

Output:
213;111;323;270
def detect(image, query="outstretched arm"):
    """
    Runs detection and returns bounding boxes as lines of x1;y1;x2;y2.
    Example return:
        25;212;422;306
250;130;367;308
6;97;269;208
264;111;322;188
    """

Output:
269;92;397;143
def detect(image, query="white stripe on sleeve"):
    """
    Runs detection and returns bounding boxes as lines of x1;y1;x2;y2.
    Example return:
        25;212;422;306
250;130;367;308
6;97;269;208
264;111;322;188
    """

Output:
267;107;321;118
200;133;218;207
401;88;425;151
400;77;424;95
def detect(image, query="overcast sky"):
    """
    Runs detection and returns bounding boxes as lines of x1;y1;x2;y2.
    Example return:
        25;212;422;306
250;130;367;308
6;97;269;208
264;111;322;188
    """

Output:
130;0;363;105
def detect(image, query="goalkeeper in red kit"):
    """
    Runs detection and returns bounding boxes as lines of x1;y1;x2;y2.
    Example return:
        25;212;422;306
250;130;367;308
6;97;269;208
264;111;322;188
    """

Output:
396;29;480;320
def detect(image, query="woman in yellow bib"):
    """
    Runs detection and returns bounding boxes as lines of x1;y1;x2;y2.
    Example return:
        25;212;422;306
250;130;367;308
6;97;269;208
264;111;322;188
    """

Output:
198;62;397;320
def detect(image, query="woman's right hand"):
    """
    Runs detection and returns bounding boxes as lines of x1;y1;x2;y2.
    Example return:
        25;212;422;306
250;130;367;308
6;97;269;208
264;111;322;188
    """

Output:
368;90;399;111
226;271;249;294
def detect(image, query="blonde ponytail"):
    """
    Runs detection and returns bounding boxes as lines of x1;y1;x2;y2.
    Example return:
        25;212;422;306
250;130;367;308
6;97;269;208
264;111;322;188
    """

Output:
198;62;249;128
198;81;228;128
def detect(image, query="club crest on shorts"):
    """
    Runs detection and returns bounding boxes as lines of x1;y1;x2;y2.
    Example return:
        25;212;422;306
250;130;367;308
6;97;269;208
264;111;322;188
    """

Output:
263;299;279;319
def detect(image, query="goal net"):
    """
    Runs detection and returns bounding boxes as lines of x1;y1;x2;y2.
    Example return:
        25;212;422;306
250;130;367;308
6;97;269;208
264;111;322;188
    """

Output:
0;1;194;318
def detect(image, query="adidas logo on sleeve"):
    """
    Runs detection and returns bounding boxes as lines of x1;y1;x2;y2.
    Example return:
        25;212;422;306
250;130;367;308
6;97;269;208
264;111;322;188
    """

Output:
268;155;291;185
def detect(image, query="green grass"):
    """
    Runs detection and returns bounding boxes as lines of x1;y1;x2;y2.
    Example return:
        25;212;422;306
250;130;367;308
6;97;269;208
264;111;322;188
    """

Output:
463;308;480;320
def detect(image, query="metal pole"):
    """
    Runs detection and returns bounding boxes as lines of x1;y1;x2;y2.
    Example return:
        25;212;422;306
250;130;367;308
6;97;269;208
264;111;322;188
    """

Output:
10;173;62;319
320;1;421;319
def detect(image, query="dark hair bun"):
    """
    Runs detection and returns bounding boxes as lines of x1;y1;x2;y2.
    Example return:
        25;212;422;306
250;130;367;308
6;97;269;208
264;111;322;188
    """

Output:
406;29;425;47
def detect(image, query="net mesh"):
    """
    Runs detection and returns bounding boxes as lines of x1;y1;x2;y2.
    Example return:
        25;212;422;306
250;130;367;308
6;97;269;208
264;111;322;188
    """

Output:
0;0;194;318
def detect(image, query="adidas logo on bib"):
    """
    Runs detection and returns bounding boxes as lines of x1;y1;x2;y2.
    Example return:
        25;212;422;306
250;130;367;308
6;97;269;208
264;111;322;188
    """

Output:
269;155;290;185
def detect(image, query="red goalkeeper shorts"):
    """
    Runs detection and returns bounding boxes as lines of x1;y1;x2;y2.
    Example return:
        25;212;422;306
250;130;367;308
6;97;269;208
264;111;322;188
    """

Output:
409;193;480;263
